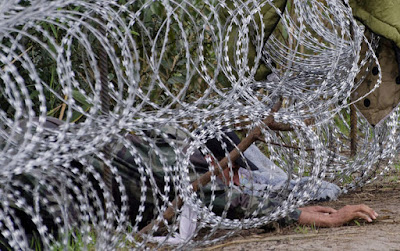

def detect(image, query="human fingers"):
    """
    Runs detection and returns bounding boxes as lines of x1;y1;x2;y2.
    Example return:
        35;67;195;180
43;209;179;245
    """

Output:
352;204;378;220
353;211;373;222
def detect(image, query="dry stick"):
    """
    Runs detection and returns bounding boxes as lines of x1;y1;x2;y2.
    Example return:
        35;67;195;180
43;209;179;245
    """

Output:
350;104;357;157
2;45;33;69
58;95;68;120
267;117;315;131
256;136;315;151
349;17;357;158
139;100;282;235
98;22;113;193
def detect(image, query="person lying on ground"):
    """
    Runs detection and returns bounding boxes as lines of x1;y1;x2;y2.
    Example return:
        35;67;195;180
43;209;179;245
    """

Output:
201;129;378;227
96;126;378;229
6;118;378;240
211;156;378;227
211;157;378;227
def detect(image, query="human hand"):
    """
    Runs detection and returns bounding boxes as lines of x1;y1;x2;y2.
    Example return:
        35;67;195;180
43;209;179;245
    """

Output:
298;204;378;227
327;204;378;227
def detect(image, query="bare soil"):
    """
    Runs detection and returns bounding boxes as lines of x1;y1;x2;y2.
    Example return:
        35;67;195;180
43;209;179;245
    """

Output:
203;174;400;251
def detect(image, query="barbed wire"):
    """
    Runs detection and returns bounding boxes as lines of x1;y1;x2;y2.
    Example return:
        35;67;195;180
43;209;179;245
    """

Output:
0;0;397;249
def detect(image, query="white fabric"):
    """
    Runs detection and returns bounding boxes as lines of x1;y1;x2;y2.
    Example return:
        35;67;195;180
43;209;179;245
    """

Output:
243;144;341;201
151;203;197;245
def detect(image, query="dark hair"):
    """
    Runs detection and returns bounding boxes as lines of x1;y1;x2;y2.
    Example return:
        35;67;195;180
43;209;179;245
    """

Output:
204;129;258;170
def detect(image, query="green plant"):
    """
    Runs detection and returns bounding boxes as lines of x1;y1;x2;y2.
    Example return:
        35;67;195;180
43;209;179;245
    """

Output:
393;162;400;172
295;222;318;235
295;225;308;234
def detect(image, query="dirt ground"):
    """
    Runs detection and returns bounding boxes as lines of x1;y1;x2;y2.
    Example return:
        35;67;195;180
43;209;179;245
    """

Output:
203;173;400;251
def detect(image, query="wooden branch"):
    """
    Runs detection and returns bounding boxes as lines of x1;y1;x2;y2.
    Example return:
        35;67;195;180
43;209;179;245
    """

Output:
267;120;293;131
267;117;315;131
256;136;315;151
350;104;357;157
138;100;282;235
349;20;357;157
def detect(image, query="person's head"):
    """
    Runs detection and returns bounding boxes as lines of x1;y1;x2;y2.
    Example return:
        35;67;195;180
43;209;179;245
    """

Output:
204;129;258;170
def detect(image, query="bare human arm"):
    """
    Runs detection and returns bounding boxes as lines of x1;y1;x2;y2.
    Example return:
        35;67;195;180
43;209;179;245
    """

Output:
298;204;378;227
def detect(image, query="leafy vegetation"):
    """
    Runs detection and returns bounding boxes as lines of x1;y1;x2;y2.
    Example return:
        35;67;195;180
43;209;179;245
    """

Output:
0;1;236;124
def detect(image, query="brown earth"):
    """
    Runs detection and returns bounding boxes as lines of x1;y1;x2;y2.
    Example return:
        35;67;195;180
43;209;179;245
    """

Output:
203;173;400;251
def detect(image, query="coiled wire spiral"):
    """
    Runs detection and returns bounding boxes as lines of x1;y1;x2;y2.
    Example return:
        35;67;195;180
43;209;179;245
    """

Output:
0;0;397;249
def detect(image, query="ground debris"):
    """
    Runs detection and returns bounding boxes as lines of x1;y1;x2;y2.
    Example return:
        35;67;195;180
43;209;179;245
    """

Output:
204;174;400;250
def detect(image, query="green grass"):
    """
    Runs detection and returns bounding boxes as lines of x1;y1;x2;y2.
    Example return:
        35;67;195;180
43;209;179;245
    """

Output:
294;223;318;235
26;229;97;251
